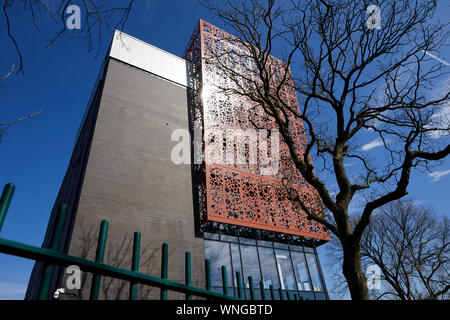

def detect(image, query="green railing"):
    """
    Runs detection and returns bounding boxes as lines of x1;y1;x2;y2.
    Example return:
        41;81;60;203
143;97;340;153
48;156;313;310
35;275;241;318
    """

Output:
0;183;301;300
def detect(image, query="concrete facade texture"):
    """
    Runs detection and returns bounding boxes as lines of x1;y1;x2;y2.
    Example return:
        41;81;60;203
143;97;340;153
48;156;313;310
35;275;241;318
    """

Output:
67;58;205;299
27;56;205;299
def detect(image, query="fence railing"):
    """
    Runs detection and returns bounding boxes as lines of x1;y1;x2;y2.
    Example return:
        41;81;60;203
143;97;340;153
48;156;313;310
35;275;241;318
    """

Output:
0;183;301;300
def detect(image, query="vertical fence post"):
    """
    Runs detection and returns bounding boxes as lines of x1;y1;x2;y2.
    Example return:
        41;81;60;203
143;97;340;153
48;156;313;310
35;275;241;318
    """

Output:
38;204;67;300
160;243;168;300
185;251;192;300
286;291;291;300
129;232;141;300
205;259;212;291
248;276;255;300
259;281;266;300
269;285;275;300
278;288;284;300
236;271;243;299
89;220;109;300
0;184;14;233
221;266;228;296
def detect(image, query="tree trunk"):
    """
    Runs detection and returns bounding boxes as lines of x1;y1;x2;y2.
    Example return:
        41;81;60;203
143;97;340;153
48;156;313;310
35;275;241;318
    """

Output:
342;239;370;300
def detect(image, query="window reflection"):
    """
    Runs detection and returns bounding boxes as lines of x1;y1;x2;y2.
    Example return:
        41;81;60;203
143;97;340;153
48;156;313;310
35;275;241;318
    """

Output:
275;249;296;290
204;235;327;299
305;253;324;291
291;251;312;291
204;240;232;287
258;247;280;289
230;243;242;287
240;244;261;288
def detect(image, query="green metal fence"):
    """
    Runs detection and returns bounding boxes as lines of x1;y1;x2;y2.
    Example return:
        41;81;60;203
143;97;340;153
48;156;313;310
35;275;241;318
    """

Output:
0;183;301;301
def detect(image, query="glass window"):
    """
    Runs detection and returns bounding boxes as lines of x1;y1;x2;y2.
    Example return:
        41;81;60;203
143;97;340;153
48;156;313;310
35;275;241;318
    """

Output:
204;232;220;240
305;253;324;291
274;249;296;290
239;237;256;245
240;244;261;288
230;243;243;287
299;291;315;300
220;234;238;243
204;235;327;299
257;240;273;248
257;247;280;289
204;240;232;288
288;244;303;252
291;251;312;291
315;292;327;300
274;242;289;249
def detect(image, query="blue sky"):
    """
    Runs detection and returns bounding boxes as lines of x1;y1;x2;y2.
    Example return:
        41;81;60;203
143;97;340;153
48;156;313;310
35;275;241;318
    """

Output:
0;0;449;300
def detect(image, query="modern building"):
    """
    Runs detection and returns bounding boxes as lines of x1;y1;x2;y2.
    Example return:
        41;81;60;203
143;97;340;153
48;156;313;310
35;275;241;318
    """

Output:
26;20;330;300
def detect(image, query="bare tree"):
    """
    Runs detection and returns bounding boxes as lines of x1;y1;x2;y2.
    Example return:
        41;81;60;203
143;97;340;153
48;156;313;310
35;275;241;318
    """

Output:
1;1;135;141
199;0;450;299
362;200;449;300
65;223;160;300
0;64;42;142
3;0;136;75
327;200;449;300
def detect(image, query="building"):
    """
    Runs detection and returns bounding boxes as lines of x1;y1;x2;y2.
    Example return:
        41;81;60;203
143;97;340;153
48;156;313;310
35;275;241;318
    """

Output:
26;20;330;300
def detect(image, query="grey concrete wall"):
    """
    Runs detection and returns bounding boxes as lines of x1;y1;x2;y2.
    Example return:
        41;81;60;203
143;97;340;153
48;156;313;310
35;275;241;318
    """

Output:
66;58;204;299
26;59;108;300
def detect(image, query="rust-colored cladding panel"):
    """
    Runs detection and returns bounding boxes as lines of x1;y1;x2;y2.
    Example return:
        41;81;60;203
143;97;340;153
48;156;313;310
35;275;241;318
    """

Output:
184;20;330;241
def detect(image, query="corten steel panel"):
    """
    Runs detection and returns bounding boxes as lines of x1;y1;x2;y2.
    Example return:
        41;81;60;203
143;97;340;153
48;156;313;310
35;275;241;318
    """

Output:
184;20;329;241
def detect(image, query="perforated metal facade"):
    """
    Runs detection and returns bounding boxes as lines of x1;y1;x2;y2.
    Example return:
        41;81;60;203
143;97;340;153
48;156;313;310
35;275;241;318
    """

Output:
184;20;330;241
